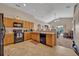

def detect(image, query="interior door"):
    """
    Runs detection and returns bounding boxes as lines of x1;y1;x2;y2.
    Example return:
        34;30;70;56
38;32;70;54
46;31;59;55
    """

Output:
0;13;5;56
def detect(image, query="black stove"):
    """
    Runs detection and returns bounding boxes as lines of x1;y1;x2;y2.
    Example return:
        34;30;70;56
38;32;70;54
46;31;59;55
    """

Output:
13;22;24;43
13;29;24;43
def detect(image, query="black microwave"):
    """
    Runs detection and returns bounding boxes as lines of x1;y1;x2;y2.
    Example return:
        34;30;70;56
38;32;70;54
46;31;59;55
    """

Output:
13;22;23;27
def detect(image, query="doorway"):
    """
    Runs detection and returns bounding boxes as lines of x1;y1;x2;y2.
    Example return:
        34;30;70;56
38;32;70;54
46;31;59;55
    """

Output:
56;25;64;38
56;25;73;49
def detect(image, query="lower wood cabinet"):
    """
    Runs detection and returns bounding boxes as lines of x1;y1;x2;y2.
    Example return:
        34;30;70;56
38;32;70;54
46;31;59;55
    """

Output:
31;32;40;42
4;33;14;45
46;34;56;47
53;34;56;46
24;32;31;41
3;31;56;47
31;32;56;47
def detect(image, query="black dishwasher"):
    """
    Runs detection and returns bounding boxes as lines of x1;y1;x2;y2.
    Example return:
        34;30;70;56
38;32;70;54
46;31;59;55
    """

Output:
40;33;46;44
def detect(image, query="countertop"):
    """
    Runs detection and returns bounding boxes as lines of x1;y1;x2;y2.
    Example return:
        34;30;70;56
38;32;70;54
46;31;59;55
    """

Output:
25;31;56;34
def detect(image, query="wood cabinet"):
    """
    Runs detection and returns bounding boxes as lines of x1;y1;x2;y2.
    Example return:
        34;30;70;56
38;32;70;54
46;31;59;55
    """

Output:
13;19;23;24
29;22;34;29
23;21;34;29
23;21;29;29
46;34;56;47
31;32;40;42
4;17;34;29
4;33;14;45
4;17;13;27
24;32;31;41
53;34;56;46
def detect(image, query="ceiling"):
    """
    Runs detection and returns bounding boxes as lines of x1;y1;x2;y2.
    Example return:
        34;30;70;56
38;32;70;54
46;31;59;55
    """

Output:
4;3;75;23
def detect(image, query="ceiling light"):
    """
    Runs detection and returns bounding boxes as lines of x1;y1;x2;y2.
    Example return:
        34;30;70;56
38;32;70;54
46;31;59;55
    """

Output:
23;3;26;6
54;20;59;22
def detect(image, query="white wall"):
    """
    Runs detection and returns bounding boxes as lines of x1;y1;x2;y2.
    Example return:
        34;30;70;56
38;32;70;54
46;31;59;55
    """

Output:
74;4;79;50
48;17;73;32
0;3;46;30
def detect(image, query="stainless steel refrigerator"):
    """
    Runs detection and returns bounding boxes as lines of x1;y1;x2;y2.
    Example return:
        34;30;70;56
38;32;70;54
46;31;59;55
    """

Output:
0;13;5;56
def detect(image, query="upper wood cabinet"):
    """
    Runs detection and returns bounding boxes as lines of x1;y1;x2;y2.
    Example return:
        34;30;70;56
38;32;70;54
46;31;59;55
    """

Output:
29;22;34;29
23;21;34;29
4;17;14;27
13;19;23;23
4;17;34;29
23;21;29;29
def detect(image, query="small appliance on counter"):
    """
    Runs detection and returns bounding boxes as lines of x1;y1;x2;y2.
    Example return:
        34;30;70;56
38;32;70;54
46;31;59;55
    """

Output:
24;29;33;32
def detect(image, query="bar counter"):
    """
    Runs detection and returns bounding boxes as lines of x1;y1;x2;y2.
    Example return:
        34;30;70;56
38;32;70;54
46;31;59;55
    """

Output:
30;31;56;47
4;31;56;47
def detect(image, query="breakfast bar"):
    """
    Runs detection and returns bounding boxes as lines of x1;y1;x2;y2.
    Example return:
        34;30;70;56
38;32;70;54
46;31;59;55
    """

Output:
30;32;56;47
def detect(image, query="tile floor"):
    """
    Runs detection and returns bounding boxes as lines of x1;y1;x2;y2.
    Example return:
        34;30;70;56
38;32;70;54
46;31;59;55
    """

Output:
57;36;73;49
4;40;77;56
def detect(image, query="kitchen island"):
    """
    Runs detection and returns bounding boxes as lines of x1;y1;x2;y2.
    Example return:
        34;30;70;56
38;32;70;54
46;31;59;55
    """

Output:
30;32;56;47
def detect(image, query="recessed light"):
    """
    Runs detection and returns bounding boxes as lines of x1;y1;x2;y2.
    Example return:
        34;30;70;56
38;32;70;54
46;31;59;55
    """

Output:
23;3;26;6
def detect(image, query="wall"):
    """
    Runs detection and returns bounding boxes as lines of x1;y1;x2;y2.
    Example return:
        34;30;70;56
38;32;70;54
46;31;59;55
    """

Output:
0;4;45;30
48;17;73;32
73;4;79;50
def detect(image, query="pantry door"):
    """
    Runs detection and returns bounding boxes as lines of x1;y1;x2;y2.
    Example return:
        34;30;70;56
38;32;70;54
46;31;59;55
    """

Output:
0;13;5;56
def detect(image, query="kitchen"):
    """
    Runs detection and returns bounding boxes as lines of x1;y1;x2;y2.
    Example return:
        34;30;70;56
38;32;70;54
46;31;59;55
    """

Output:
0;3;77;56
3;17;56;47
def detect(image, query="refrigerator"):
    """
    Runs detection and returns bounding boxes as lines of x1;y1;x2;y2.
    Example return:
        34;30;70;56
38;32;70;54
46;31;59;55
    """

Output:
0;13;5;56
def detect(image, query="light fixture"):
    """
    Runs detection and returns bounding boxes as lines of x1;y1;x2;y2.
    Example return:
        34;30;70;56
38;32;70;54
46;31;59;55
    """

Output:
16;16;20;20
54;20;59;22
23;3;26;6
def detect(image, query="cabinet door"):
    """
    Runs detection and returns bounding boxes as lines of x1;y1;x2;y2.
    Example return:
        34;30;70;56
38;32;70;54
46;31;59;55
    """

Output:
52;34;56;46
28;22;30;29
31;33;40;42
4;18;13;27
23;21;26;28
4;33;14;45
46;34;53;47
23;21;34;29
29;22;34;29
46;34;56;47
23;21;29;29
24;32;30;41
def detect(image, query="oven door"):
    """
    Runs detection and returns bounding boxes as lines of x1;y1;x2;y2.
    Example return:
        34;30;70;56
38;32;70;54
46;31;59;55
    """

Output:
14;30;24;43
